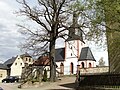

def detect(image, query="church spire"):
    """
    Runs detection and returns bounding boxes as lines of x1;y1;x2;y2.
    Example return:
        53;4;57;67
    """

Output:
67;12;84;43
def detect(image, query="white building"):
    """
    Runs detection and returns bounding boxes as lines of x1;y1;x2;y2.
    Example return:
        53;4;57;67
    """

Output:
55;13;96;75
4;53;33;77
55;42;96;75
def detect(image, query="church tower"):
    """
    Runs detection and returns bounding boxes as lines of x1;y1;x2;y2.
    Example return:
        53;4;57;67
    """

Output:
64;12;85;75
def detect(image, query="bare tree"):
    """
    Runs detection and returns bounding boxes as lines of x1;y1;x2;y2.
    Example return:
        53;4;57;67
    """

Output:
16;0;116;82
16;0;79;82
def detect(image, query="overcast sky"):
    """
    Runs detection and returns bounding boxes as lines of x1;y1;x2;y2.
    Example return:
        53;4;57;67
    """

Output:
0;0;108;65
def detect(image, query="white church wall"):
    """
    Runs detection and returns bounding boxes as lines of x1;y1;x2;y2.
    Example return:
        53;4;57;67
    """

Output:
63;40;86;75
65;40;78;59
65;40;85;59
78;60;96;68
64;58;78;75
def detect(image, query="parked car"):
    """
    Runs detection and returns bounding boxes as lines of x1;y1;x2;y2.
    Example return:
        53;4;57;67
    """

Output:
0;87;3;90
2;76;19;83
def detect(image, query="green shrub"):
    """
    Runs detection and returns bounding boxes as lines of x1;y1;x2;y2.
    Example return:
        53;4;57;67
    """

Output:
42;69;47;82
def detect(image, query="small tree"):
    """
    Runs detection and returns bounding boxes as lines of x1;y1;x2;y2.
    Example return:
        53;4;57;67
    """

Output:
98;57;105;66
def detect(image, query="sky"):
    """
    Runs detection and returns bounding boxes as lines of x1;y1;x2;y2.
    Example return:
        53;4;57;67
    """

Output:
0;0;108;65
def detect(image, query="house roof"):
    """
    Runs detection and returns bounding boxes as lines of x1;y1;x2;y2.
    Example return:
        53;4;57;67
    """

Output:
4;57;17;67
78;47;96;61
55;48;65;62
20;52;32;58
34;48;65;66
34;56;50;66
0;63;9;69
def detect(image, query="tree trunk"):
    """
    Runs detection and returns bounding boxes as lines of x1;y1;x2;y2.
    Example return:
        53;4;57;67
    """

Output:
49;34;56;82
106;26;120;73
105;1;120;73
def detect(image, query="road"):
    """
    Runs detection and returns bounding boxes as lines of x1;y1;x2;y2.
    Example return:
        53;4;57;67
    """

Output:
0;76;77;90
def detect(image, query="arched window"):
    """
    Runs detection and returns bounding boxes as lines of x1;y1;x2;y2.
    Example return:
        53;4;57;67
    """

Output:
81;62;84;68
70;62;74;74
60;63;64;74
89;63;92;68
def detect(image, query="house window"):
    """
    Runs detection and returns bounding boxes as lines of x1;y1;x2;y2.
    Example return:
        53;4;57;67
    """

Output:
0;74;2;77
15;63;17;65
29;58;31;62
20;63;22;66
26;58;28;61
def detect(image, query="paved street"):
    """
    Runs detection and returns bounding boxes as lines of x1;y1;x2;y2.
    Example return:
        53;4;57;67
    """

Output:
0;76;77;90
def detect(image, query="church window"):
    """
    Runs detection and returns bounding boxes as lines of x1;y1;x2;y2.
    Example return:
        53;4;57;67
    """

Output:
60;63;64;74
71;53;72;56
70;62;74;74
75;29;78;35
89;63;92;68
81;62;84;68
75;29;81;36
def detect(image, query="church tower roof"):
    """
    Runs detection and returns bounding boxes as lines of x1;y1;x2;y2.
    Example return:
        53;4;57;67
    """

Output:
78;47;96;61
66;12;84;43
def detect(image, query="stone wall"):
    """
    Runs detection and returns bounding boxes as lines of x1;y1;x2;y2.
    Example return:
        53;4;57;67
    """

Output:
79;66;109;74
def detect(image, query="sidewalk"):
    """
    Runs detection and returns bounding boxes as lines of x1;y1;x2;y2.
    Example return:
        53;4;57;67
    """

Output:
24;76;77;90
0;76;77;90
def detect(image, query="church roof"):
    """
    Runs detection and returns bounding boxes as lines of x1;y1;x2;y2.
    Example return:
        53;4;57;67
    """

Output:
65;24;85;44
79;47;96;61
55;48;65;62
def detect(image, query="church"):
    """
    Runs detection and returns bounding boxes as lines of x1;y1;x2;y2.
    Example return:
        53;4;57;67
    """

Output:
55;33;96;75
36;13;96;76
55;13;96;75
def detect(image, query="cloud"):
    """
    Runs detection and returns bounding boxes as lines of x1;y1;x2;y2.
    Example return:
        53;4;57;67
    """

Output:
0;1;24;61
0;0;108;65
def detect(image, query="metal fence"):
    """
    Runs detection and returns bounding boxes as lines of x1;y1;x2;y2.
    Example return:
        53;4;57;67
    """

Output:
78;72;120;86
